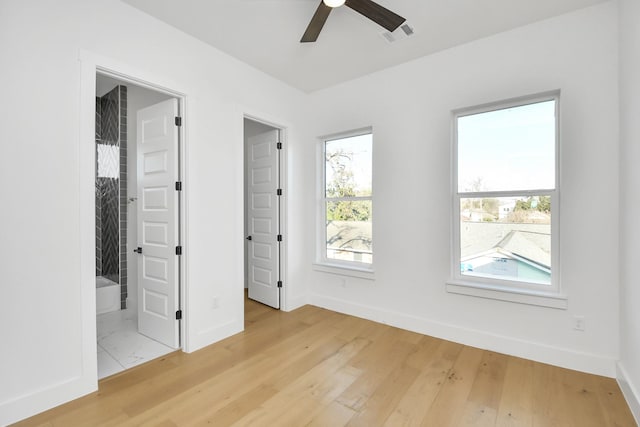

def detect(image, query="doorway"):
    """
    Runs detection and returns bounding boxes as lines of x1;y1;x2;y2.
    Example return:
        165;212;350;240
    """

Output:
244;118;284;310
95;73;182;379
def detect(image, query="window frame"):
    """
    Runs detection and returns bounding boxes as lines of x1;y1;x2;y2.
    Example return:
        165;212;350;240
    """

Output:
448;91;565;307
315;127;374;277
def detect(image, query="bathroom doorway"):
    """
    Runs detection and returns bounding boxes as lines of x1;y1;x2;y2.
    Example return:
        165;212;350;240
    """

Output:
95;73;182;379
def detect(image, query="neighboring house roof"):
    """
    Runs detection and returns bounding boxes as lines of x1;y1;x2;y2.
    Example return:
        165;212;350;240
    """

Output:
326;220;372;253
461;221;550;268
495;230;551;268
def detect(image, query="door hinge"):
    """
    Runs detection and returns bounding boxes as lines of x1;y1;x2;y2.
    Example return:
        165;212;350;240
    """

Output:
277;188;282;196
176;310;182;320
176;246;183;255
277;234;282;242
175;181;182;191
175;116;182;126
276;142;282;150
277;280;283;288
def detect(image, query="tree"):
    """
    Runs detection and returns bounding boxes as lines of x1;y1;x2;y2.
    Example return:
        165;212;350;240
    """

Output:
514;196;551;213
325;148;371;222
481;198;499;218
508;196;551;223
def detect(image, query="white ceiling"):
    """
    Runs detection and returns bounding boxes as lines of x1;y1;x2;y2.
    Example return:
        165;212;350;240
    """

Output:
122;0;607;93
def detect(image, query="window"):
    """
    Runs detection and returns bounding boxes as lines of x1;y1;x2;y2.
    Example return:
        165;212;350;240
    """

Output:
97;143;119;178
319;130;373;269
450;93;561;301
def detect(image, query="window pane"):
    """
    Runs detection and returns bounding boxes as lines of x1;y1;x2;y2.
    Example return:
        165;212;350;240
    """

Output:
458;100;556;192
97;143;119;178
460;196;551;284
326;200;372;264
326;133;372;198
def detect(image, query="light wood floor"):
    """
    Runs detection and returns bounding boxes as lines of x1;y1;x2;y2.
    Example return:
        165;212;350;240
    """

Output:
16;296;636;426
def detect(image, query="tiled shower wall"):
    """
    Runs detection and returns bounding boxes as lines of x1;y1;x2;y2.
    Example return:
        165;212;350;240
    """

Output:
95;97;102;277
119;86;128;309
95;85;128;309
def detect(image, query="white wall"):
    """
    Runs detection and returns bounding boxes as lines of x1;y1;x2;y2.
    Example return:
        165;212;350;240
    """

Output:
618;0;640;421
304;2;620;377
1;0;632;423
0;0;310;424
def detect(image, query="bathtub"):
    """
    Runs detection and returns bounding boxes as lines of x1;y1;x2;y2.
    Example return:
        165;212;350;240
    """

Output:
96;276;120;315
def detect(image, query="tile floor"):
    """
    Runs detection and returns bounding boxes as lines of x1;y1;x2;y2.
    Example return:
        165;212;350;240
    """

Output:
97;308;175;379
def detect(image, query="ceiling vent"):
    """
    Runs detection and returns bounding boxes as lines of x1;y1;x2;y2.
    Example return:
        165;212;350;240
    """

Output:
381;23;415;43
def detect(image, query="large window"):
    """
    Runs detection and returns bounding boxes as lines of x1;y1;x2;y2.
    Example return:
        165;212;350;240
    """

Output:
452;93;559;295
321;130;373;267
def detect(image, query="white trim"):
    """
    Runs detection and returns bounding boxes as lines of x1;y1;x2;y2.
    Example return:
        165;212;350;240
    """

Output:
452;90;562;118
317;128;374;269
309;293;615;377
319;126;373;142
617;362;640;425
446;280;567;309
312;262;375;280
450;90;562;301
92;68;188;351
0;375;96;426
241;111;290;311
59;50;190;421
282;293;307;312
191;320;243;352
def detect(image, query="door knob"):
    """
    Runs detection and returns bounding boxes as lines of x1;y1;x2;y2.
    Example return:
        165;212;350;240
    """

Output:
245;236;252;241
134;247;142;253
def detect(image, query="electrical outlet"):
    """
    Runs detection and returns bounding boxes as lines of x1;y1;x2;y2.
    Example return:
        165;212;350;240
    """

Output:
211;296;219;309
573;315;585;331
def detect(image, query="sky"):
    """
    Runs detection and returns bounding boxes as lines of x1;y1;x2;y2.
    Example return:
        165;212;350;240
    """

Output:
457;100;556;193
325;132;373;196
324;100;555;197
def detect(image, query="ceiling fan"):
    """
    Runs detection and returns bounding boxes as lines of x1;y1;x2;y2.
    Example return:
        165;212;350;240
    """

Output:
301;0;406;43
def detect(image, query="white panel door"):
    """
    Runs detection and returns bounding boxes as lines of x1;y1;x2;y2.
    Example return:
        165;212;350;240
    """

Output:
136;98;180;348
247;130;280;309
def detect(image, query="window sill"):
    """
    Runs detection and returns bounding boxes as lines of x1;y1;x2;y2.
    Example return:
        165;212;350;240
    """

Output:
312;262;375;280
445;280;567;309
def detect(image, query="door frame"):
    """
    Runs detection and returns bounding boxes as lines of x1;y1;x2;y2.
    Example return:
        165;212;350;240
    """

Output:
79;50;188;387
243;113;288;311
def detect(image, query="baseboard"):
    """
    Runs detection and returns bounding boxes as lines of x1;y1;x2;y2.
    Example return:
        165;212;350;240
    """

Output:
283;293;307;312
309;293;616;377
187;319;243;353
617;362;640;425
0;375;96;426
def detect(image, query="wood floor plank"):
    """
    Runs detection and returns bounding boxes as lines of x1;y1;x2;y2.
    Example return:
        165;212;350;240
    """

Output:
336;341;415;411
531;361;574;426
384;340;464;427
559;367;610;427
188;383;280;426
125;321;349;425
346;362;420;426
231;365;361;426
13;297;637;427
420;345;485;426
495;356;534;427
458;351;509;426
305;401;357;427
593;375;639;427
224;331;369;426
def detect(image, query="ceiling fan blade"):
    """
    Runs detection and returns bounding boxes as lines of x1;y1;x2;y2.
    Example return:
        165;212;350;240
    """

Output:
301;1;332;43
345;0;405;32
